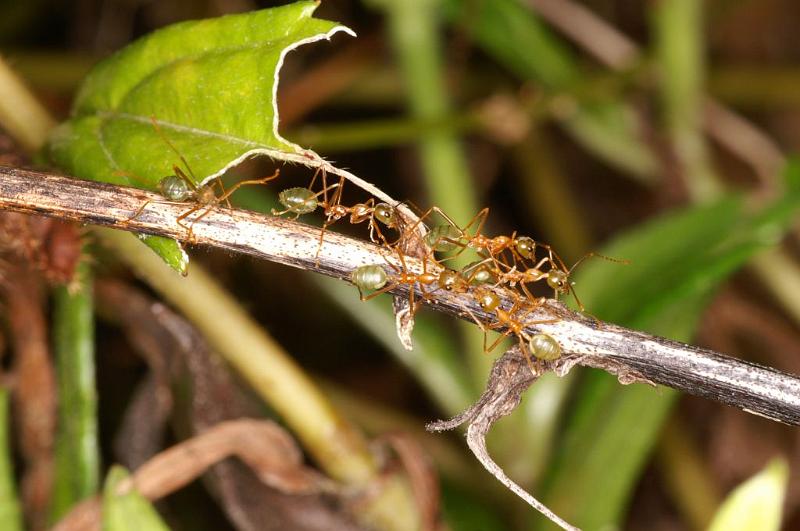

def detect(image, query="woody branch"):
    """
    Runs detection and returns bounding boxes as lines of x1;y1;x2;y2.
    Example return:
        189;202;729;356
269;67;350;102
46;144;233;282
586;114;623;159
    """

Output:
1;164;799;425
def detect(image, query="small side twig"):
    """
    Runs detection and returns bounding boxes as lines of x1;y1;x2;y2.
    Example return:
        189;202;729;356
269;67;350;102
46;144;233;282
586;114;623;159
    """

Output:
427;346;577;531
1;165;800;425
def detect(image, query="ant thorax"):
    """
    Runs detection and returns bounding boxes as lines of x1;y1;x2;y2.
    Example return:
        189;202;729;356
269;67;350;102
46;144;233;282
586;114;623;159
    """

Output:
196;186;217;205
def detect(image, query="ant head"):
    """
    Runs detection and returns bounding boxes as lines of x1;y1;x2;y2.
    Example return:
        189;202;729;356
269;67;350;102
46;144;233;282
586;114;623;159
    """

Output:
546;269;569;293
438;270;462;291
514;236;536;259
474;289;501;313
373;203;395;226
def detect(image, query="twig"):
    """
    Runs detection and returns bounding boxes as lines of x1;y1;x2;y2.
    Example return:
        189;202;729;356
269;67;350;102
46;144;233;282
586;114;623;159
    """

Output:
427;346;579;531
1;165;800;425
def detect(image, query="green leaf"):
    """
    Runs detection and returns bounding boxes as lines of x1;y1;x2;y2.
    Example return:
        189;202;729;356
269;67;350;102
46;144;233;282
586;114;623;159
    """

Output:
707;458;788;531
102;466;168;531
537;183;800;530
47;2;353;272
442;0;658;180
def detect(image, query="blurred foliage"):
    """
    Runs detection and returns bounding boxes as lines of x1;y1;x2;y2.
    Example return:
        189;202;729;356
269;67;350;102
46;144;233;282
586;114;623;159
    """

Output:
0;1;797;530
707;458;789;531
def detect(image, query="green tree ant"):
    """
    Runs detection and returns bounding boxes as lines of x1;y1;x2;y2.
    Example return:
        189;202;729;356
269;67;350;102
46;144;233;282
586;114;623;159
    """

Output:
126;117;281;243
350;243;457;319
273;166;401;261
469;287;560;373
406;205;541;271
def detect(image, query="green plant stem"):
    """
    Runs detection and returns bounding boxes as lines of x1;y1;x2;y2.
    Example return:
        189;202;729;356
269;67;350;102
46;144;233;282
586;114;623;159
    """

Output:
653;0;721;202
49;259;100;522
0;389;22;531
371;0;491;421
709;66;800;109
377;0;478;226
289;113;481;152
750;249;800;326
92;227;419;531
444;0;658;181
511;129;591;262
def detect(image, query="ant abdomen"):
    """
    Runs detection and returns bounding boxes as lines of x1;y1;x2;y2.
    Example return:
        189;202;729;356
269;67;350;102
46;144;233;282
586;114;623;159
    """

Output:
351;264;388;295
424;225;464;252
159;175;191;201
529;333;561;361
278;187;319;215
461;260;497;285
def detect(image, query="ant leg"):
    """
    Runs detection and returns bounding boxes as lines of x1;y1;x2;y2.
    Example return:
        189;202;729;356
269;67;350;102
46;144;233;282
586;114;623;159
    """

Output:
359;282;398;302
214;176;231;208
112;169;150;188
516;336;538;376
217;169;281;203
315;174;347;264
175;204;203;243
485;329;513;354
150;117;202;191
125;198;153;223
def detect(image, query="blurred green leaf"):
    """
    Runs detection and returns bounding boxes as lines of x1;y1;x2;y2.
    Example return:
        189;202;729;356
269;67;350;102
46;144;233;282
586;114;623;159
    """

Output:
0;389;22;531
707;458;788;531
102;466;168;531
537;182;800;529
441;479;507;531
442;0;657;180
316;276;475;415
47;1;353;272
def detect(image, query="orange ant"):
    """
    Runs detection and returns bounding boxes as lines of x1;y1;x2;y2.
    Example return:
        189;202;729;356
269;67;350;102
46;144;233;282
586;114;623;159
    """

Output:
126;118;280;242
272;166;400;261
488;247;628;312
351;243;475;321
406;206;539;269
469;287;560;372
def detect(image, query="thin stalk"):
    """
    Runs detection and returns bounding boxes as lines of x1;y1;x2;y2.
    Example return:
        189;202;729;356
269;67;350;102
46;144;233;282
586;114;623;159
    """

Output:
377;0;479;226
0;57;55;152
290;113;481;153
49;259;100;522
0;389;23;531
653;0;721;202
750;250;800;327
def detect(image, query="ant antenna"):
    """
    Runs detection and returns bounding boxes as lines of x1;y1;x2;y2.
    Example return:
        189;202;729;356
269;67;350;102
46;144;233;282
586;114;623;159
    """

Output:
149;116;198;183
